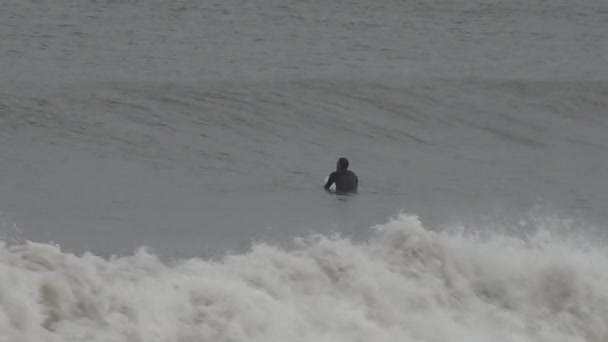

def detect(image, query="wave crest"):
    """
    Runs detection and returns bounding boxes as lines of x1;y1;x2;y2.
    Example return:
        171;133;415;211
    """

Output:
1;213;608;342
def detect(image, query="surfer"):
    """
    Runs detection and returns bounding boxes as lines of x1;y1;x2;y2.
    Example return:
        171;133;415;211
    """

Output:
324;157;358;194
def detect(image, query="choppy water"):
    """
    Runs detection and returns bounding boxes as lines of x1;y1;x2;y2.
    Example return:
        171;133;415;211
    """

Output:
2;0;608;341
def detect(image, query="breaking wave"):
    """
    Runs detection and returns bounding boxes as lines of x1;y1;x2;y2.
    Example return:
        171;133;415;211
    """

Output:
2;213;607;342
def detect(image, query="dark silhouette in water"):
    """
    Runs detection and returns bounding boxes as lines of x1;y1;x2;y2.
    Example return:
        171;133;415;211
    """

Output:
324;157;358;194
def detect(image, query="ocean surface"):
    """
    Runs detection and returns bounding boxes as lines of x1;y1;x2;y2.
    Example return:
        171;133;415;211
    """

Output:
2;0;608;341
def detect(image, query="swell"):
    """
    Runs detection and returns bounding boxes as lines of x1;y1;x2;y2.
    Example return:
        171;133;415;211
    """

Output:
2;78;607;156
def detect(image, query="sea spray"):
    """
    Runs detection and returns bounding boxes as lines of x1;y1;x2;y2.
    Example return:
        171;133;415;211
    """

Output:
1;213;608;342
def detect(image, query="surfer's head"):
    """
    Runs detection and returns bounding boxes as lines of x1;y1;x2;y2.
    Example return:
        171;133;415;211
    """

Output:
337;157;349;171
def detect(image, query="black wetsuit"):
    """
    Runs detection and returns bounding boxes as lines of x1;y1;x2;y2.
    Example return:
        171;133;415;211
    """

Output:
324;169;358;194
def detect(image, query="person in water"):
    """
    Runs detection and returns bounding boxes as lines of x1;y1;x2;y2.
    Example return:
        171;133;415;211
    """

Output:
324;157;358;194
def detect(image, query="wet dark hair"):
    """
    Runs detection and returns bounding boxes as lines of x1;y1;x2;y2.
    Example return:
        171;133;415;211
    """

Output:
338;157;349;169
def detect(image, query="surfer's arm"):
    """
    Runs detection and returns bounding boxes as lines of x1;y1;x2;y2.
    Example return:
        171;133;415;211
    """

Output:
324;173;336;191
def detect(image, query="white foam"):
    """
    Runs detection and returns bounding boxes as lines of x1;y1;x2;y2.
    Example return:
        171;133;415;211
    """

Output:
1;213;608;342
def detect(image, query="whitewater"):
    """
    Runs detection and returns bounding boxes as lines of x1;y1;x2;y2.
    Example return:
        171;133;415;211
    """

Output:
2;213;608;342
2;0;608;341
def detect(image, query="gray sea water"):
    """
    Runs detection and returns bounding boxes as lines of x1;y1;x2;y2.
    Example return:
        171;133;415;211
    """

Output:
2;1;608;341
